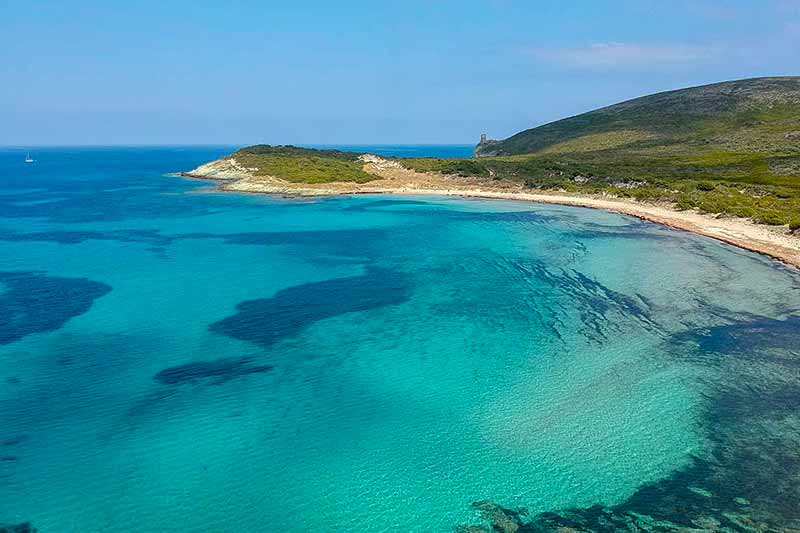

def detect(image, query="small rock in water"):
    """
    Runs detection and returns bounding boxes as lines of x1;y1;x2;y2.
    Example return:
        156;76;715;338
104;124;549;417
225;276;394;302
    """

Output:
734;497;751;506
692;515;721;529
722;511;767;532
688;486;714;498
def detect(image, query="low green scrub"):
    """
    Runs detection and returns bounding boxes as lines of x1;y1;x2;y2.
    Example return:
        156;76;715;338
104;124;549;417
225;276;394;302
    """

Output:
399;148;800;227
225;144;799;226
232;145;374;184
237;145;362;161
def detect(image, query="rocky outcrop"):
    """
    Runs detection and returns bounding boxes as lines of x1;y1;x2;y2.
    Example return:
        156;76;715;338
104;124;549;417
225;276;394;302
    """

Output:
181;158;257;181
358;153;403;170
474;136;503;157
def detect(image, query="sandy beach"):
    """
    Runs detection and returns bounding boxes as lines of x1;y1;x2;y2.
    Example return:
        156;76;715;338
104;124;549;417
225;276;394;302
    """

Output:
183;155;800;269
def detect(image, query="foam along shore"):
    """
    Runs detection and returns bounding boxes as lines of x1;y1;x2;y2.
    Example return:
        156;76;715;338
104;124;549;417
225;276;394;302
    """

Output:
182;155;800;269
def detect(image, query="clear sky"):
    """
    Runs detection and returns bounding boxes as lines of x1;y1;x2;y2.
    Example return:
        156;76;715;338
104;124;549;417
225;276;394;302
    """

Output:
2;0;799;145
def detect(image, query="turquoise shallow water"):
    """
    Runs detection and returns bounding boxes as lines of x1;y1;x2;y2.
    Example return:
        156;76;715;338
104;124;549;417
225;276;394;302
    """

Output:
0;147;799;532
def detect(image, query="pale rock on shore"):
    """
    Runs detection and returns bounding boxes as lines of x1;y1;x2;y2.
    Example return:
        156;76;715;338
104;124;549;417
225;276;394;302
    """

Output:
185;158;258;181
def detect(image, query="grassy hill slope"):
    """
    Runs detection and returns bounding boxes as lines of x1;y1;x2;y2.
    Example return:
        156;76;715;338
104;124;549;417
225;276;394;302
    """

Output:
403;77;800;228
475;77;800;157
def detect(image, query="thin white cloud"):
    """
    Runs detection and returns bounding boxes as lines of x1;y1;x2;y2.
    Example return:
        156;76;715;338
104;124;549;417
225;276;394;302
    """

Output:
531;42;716;68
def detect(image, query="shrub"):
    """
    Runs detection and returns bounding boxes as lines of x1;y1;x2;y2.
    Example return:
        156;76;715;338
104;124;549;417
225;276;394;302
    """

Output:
729;206;756;219
790;218;800;232
754;211;786;225
675;195;696;211
696;181;716;191
630;187;662;201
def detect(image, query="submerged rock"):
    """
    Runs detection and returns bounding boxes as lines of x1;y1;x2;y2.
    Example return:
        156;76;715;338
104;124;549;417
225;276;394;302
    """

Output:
456;501;523;533
0;524;37;533
153;356;273;385
688;486;714;498
469;500;528;533
456;499;798;533
456;498;800;533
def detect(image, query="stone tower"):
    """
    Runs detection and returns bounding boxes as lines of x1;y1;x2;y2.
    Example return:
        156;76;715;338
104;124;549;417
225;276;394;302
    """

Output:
480;133;487;144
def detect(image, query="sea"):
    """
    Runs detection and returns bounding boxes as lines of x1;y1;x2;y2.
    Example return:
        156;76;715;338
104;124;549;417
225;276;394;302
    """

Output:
0;146;798;532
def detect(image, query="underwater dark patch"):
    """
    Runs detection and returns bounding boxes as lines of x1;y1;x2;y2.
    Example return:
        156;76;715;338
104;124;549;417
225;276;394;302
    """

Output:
672;314;800;358
458;453;800;532
456;316;800;532
177;227;387;247
153;356;273;385
512;260;659;342
343;198;439;210
564;227;675;242
0;272;112;345
0;185;215;224
344;199;563;225
210;267;410;348
449;210;560;224
1;435;27;447
0;229;172;247
174;227;388;262
0;522;37;533
408;207;562;225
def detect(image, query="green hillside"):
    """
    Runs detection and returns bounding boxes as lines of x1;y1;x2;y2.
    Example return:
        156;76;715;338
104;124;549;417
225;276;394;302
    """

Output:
475;76;800;157
402;77;800;228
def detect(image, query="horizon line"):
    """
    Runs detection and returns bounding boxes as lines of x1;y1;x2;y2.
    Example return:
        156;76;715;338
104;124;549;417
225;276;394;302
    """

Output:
0;142;478;149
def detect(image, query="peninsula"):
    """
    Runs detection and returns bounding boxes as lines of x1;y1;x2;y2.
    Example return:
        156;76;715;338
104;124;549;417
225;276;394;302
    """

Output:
183;77;800;268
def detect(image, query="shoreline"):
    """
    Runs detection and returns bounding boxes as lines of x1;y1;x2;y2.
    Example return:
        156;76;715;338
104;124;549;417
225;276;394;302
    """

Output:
423;189;800;269
179;158;800;270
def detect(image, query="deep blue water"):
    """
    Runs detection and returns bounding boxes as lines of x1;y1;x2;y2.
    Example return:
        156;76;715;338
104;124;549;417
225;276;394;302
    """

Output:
0;147;799;532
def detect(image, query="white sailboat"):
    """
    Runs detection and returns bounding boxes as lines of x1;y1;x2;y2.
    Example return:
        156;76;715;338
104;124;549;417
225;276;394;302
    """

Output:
24;153;34;163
